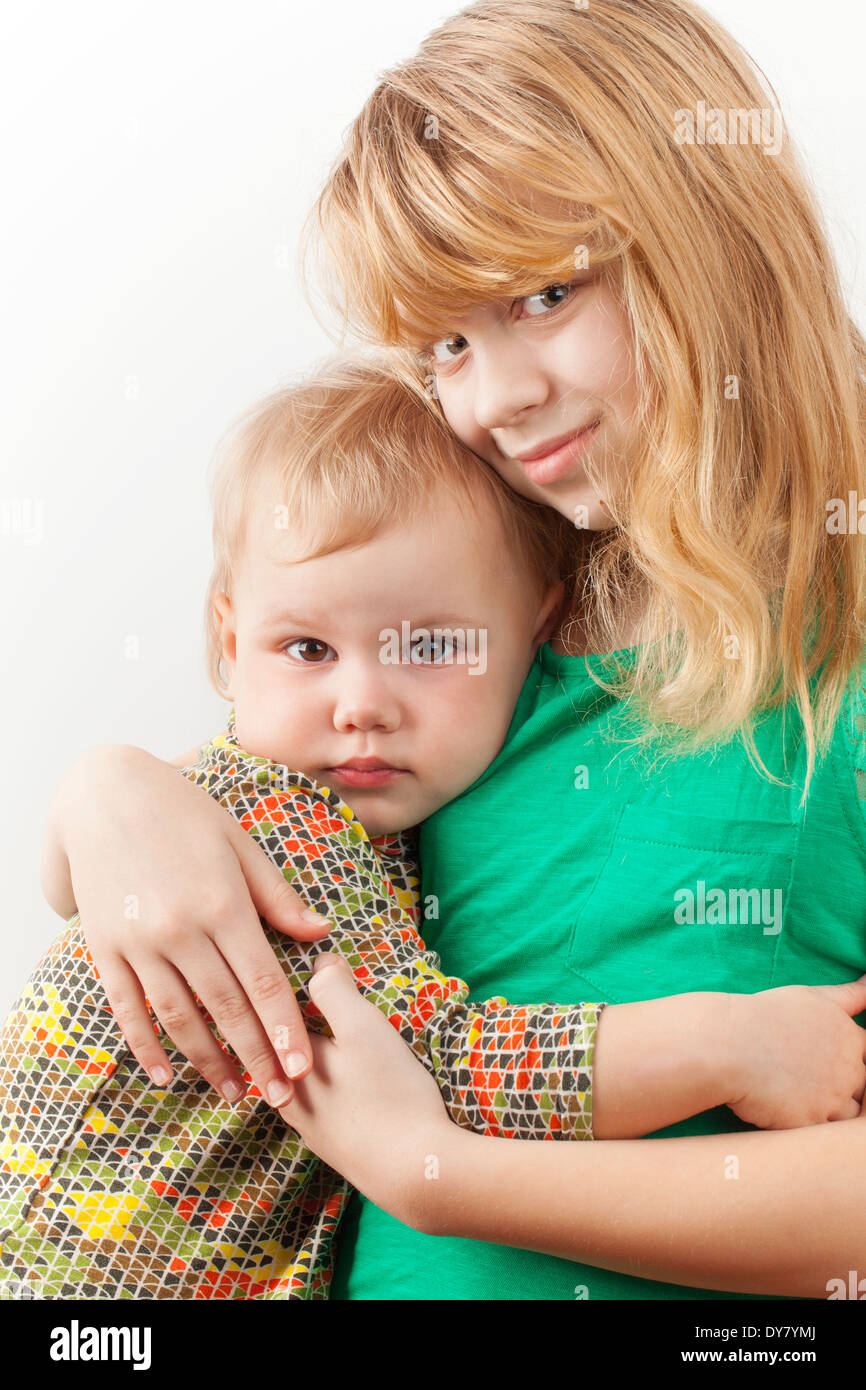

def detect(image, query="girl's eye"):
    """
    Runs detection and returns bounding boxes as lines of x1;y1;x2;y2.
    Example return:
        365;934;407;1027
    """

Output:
424;280;580;366
284;637;336;664
522;281;578;317
429;333;469;365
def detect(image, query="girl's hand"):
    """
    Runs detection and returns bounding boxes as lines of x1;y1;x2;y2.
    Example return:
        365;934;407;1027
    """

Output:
725;977;866;1128
280;955;453;1229
49;745;331;1103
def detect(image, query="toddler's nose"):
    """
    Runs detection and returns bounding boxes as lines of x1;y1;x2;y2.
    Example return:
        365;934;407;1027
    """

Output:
332;663;401;734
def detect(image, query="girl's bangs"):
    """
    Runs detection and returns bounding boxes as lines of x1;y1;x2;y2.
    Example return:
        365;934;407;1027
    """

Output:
324;123;626;349
376;205;622;351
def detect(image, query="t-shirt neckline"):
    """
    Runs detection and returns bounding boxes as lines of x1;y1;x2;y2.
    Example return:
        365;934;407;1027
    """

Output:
539;638;643;677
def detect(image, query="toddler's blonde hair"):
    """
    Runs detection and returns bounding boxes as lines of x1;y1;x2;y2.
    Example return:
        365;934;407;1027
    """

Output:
204;354;579;695
304;0;866;801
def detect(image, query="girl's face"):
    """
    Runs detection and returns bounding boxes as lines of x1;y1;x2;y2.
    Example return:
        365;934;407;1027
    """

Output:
424;268;642;531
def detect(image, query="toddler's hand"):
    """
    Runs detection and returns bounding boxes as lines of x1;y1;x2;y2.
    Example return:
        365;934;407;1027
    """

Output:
725;977;866;1128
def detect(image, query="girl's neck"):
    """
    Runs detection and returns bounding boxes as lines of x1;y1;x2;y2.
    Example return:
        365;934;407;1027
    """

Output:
549;532;647;658
550;626;638;659
551;598;644;658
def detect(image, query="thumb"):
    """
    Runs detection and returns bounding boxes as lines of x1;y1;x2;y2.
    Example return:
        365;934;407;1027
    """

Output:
231;823;333;940
817;974;866;1018
307;954;368;1036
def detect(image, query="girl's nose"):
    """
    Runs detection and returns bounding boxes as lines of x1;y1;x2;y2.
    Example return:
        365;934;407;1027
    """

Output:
472;338;549;434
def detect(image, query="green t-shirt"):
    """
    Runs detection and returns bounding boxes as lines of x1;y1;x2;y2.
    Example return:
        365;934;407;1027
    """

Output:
332;640;866;1300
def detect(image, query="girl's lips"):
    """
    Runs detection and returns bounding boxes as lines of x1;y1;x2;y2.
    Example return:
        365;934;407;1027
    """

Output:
516;420;600;486
326;767;407;789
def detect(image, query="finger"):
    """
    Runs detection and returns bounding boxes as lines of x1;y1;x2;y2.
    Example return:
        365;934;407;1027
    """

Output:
307;954;371;1038
828;1098;863;1122
168;944;299;1105
277;1035;335;1128
230;821;333;941
818;975;866;1017
311;952;347;977
93;950;176;1086
210;885;318;1082
138;953;264;1104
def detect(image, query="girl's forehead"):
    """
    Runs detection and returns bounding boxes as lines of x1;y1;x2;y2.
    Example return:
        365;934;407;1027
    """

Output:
385;185;617;344
394;268;581;344
396;293;506;344
395;260;614;347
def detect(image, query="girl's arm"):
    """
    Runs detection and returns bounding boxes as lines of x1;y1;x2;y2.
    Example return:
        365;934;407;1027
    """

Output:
42;744;866;1141
426;1115;866;1297
41;743;214;916
40;743;332;1101
39;739;741;1137
283;957;866;1300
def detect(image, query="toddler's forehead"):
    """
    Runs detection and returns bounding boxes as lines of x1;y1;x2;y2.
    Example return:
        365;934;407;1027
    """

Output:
234;471;532;610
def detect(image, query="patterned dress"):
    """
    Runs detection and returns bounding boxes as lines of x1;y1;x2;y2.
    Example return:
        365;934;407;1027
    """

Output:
0;713;602;1299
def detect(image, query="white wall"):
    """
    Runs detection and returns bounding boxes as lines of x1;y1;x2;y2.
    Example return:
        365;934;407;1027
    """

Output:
2;0;864;1011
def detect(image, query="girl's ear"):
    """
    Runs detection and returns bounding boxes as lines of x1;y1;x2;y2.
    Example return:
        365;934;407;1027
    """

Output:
213;590;238;694
531;581;566;652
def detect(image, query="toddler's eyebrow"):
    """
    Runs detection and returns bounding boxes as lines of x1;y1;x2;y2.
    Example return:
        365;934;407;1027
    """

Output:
256;608;327;631
406;614;483;629
257;610;482;632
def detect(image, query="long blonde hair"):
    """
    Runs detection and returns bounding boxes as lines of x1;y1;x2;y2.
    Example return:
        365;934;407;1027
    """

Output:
303;0;866;802
204;354;578;695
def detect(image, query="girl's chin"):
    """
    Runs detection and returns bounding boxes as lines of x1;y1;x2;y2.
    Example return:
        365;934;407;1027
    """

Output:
541;485;617;533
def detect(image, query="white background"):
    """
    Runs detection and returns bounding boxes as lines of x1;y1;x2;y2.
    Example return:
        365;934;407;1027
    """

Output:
2;0;864;1010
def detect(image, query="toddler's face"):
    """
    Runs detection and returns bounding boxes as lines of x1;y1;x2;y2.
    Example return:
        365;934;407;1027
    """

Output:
215;485;558;835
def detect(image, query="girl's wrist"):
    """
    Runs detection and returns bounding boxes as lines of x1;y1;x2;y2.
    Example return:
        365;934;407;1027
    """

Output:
54;745;160;848
43;745;152;918
419;1123;488;1237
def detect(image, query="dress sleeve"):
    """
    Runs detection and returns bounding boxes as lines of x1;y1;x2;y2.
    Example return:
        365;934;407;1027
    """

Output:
182;737;604;1144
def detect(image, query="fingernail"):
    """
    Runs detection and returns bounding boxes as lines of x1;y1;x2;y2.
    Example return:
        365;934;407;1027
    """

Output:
301;909;330;926
267;1079;294;1107
285;1051;309;1079
220;1080;245;1104
150;1066;171;1086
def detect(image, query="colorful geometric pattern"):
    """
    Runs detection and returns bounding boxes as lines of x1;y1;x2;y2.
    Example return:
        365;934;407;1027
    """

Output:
0;712;602;1299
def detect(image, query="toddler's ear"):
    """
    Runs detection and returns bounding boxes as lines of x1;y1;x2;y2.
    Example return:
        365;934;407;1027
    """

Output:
213;590;238;692
532;581;566;650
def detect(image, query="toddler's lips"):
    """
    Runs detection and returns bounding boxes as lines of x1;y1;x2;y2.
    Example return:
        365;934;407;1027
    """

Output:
326;764;407;789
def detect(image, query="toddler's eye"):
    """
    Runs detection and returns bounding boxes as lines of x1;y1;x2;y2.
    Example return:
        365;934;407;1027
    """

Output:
284;637;336;664
408;632;461;663
522;282;578;316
